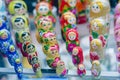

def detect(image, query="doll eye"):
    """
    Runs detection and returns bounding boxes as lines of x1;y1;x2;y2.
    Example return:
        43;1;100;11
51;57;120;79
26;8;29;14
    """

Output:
44;7;48;11
43;24;46;26
96;6;98;9
70;2;72;4
40;8;43;11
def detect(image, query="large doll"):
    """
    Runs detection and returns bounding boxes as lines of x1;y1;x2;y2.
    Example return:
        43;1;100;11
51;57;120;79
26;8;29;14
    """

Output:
66;29;80;53
60;11;77;40
36;16;54;43
8;0;28;17
35;1;56;26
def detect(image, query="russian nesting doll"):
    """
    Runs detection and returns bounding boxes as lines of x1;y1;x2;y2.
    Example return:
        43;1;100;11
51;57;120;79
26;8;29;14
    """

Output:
42;32;58;46
35;1;56;26
90;0;110;18
0;29;13;56
77;63;86;77
66;29;80;53
90;18;108;39
14;59;23;79
8;0;28;17
36;16;54;43
72;47;84;66
56;61;67;76
91;60;101;79
59;0;77;16
60;11;77;40
90;39;104;62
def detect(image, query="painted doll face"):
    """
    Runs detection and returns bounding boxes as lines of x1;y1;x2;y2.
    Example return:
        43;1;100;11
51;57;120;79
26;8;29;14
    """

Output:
32;57;38;64
91;22;99;31
21;32;31;42
14;3;27;15
38;4;49;15
68;32;76;41
91;3;101;13
0;30;8;40
47;35;57;43
72;47;78;56
78;64;85;71
67;0;77;7
14;18;25;29
91;39;102;50
50;48;58;56
57;61;65;68
9;45;15;52
39;19;52;30
27;44;36;53
67;17;76;24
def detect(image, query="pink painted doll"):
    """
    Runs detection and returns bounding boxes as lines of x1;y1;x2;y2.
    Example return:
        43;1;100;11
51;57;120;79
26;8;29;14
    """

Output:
77;63;86;77
66;29;80;53
72;46;84;66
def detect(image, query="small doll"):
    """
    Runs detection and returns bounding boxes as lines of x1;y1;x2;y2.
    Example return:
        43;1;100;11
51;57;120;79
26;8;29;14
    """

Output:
22;42;42;77
0;29;13;56
91;60;101;79
66;29;80;53
56;61;67;76
76;0;87;24
90;39;104;62
35;16;54;43
35;1;56;26
42;32;58;46
14;59;23;79
60;11;77;40
72;47;84;66
7;45;20;66
42;44;60;59
90;0;110;18
77;63;86;77
8;0;28;17
90;18;108;39
59;0;77;16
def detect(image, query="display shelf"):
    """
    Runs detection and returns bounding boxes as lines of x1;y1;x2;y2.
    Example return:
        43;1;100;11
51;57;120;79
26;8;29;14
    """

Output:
0;68;120;79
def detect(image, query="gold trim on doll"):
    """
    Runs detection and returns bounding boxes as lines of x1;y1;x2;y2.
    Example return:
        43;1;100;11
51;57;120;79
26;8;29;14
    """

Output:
90;0;110;18
8;0;27;15
11;15;29;30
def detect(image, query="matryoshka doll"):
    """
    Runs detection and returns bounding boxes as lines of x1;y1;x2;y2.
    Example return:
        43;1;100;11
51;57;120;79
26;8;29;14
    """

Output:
90;39;104;62
0;29;13;57
66;29;80;53
11;15;29;49
59;0;77;16
56;61;67;76
8;0;28;17
42;44;60;68
22;42;42;77
90;0;110;19
77;63;86;77
76;0;87;24
42;32;59;47
60;11;77;40
72;47;84;66
35;1;56;26
90;18;108;40
36;16;54;43
14;59;23;79
91;60;101;79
